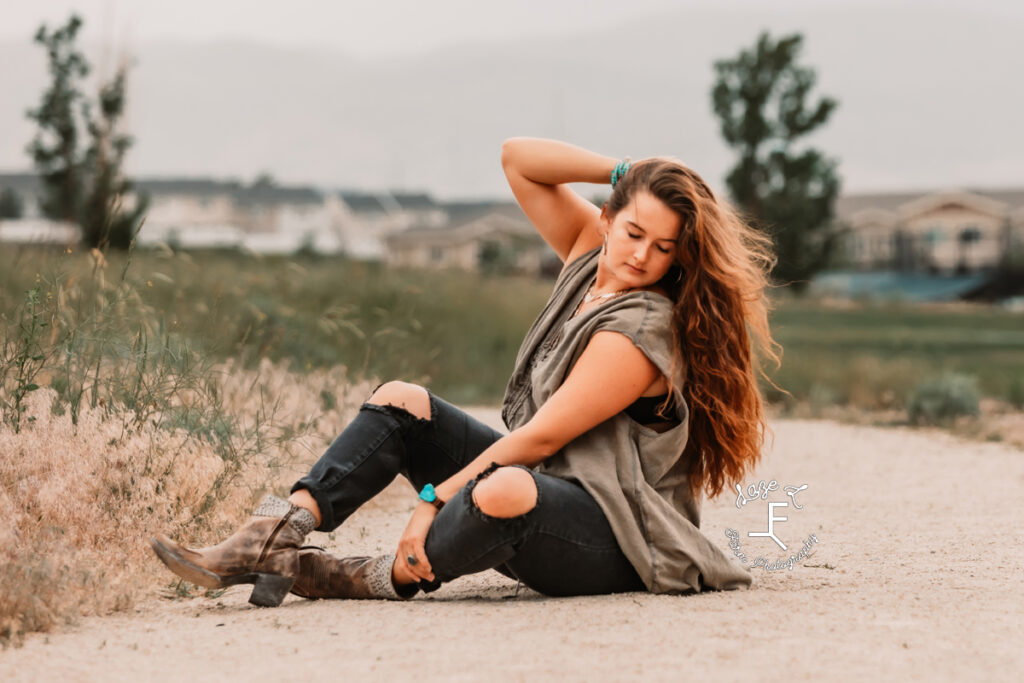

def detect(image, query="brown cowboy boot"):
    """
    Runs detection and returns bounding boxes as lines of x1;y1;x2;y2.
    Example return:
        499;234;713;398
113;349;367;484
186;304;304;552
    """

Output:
150;495;318;607
290;547;420;600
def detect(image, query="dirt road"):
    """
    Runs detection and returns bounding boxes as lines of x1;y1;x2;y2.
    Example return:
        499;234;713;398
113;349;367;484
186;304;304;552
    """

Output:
2;411;1020;681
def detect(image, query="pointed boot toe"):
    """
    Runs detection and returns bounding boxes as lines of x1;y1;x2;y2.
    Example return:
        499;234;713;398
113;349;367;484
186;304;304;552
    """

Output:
150;534;228;589
149;495;317;607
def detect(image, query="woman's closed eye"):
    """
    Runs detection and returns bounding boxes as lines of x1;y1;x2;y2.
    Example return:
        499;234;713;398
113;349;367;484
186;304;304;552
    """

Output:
628;231;671;254
622;232;671;255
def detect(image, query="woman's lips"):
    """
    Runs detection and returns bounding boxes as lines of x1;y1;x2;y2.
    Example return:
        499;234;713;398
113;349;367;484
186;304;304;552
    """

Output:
626;264;645;274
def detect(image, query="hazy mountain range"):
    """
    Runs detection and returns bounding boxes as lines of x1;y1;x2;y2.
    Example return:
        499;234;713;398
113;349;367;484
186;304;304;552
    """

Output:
0;4;1020;200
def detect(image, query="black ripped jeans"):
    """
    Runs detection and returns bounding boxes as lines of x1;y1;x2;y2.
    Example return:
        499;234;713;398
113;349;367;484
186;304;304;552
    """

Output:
290;387;646;597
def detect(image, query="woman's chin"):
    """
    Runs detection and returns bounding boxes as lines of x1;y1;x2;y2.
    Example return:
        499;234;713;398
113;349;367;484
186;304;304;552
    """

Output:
628;272;658;288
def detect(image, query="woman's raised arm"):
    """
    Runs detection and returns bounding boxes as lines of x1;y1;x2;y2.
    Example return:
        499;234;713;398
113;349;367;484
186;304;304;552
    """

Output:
501;137;616;263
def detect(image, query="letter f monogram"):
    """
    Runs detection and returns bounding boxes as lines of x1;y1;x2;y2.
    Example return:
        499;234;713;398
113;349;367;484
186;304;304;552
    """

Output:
748;502;789;550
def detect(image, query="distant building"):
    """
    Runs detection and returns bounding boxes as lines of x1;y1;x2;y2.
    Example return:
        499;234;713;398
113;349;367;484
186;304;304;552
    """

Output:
0;173;445;257
835;188;1024;274
336;191;446;259
384;202;556;275
15;172;1018;280
135;178;334;252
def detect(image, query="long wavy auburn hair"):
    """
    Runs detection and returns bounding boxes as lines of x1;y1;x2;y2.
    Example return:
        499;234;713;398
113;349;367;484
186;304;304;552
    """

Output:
607;158;782;501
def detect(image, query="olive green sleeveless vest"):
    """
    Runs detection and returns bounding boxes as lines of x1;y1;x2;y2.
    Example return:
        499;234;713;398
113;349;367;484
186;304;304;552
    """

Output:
501;246;753;593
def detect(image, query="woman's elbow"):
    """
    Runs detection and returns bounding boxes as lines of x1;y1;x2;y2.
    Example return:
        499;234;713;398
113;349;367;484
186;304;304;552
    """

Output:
500;137;525;170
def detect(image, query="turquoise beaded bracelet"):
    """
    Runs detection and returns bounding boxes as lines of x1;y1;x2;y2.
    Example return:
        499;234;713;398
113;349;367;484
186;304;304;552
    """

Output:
611;158;632;188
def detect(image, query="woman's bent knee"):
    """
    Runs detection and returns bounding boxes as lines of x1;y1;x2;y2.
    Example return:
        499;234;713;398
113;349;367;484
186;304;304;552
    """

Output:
367;381;431;421
471;467;538;518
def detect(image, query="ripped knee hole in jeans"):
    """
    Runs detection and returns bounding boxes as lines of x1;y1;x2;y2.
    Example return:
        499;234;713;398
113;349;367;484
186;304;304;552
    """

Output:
464;462;541;524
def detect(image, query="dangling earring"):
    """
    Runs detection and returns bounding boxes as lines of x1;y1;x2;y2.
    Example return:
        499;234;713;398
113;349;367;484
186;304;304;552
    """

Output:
602;232;608;255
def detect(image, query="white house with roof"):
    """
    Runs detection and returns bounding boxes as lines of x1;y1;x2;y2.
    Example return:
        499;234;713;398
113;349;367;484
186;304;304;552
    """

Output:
835;188;1024;274
384;202;556;275
133;178;338;252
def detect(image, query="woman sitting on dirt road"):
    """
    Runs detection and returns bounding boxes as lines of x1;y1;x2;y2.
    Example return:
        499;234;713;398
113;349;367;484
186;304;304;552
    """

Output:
151;137;780;605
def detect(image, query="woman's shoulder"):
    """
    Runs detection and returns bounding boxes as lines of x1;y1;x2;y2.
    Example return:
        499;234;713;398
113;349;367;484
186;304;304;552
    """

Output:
589;290;674;341
624;288;675;316
584;293;678;386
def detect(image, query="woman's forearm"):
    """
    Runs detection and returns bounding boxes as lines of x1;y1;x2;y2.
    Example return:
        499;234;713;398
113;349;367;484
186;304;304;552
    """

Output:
501;137;618;187
433;429;551;503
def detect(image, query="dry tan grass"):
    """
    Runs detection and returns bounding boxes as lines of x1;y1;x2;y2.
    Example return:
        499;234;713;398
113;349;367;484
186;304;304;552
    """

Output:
0;360;374;646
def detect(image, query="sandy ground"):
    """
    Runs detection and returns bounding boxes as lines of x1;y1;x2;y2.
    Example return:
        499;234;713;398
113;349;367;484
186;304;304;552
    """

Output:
2;409;1022;682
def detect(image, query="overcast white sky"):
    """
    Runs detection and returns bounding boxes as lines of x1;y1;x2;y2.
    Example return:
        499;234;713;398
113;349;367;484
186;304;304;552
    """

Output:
3;0;1019;58
3;0;1021;196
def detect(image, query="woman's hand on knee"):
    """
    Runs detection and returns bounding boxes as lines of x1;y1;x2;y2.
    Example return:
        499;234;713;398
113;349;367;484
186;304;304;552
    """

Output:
397;503;437;582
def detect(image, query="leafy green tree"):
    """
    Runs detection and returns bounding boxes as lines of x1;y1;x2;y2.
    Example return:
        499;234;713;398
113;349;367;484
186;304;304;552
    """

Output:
26;14;146;249
711;31;843;291
25;14;88;224
81;68;148;249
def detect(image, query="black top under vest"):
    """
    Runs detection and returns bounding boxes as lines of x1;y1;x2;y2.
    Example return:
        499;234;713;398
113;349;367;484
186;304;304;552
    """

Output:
625;392;679;424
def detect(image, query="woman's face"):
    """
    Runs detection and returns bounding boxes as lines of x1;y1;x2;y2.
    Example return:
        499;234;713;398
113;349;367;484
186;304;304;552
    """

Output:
601;190;681;289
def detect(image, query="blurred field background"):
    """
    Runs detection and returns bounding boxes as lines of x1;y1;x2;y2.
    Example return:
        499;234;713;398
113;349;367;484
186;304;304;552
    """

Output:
5;244;1022;409
768;300;1024;411
2;243;1023;645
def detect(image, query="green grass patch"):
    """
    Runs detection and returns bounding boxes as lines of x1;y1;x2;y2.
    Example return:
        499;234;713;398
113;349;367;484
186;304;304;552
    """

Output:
3;245;1021;408
765;301;1024;410
0;246;553;405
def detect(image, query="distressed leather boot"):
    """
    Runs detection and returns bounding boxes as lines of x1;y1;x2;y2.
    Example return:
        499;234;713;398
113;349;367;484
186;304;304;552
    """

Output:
150;495;318;607
291;547;419;600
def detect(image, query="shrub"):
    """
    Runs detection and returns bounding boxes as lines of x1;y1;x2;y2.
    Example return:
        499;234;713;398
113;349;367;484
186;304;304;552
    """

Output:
906;373;980;425
0;246;373;646
0;363;370;646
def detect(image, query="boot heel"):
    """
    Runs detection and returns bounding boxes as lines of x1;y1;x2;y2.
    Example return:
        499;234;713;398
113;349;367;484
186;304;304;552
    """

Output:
249;574;295;607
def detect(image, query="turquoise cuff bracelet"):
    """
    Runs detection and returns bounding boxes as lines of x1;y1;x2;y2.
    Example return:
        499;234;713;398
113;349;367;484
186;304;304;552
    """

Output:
418;483;444;511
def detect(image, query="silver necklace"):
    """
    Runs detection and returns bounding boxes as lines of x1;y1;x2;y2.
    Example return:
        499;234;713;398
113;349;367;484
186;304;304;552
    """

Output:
582;285;631;304
573;281;632;318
